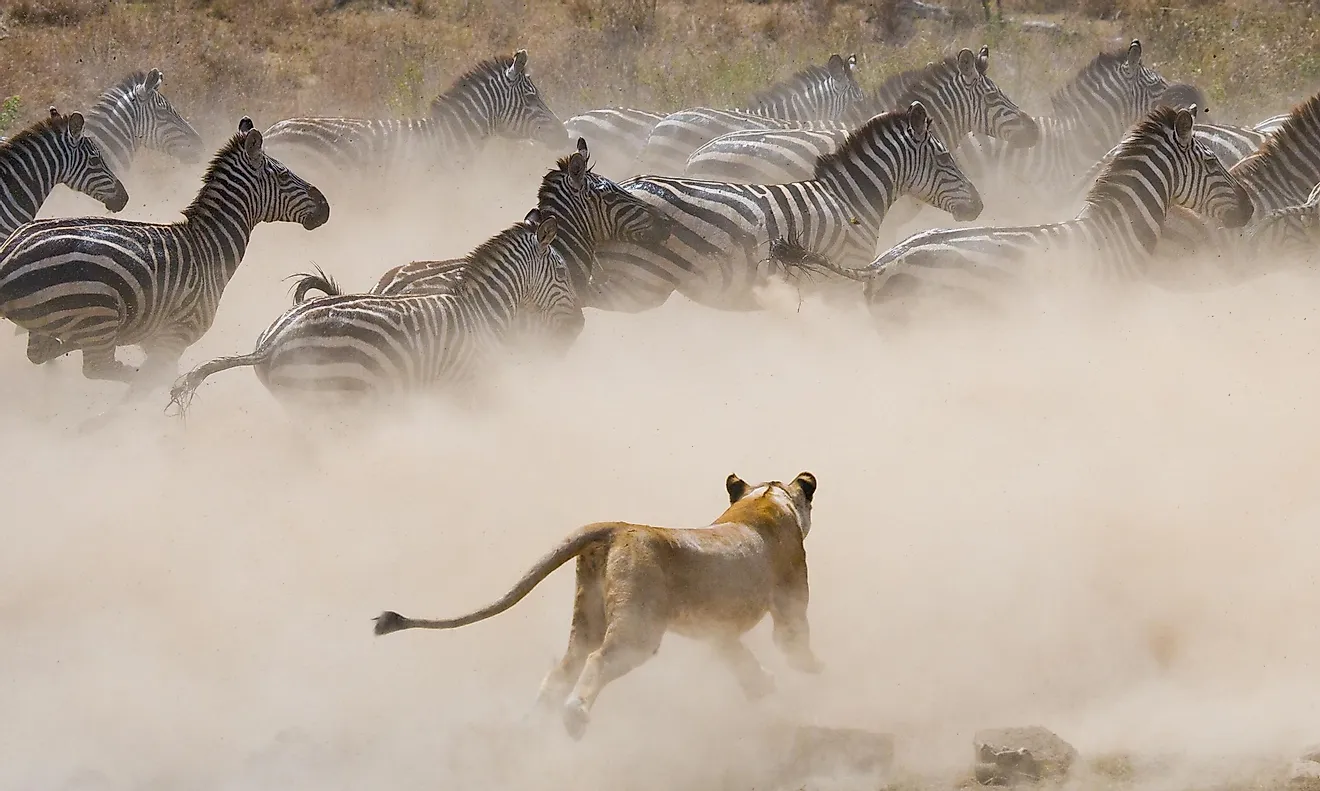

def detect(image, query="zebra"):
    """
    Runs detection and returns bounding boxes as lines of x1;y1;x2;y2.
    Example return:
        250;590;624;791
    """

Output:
261;50;568;182
166;208;576;413
631;53;864;176
682;46;1039;185
588;100;983;313
293;136;671;325
81;69;204;179
0;107;128;240
810;106;1252;326
0;117;330;398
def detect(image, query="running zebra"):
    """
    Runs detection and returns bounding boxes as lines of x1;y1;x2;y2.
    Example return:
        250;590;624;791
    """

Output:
0;108;128;239
1244;182;1320;262
589;101;983;313
0;117;331;395
167;209;576;413
632;53;864;175
294;136;671;321
683;46;1039;184
261;50;567;181
82;69;204;178
814;106;1252;326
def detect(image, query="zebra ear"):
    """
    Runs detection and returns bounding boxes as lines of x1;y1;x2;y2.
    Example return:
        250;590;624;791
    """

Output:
242;127;265;162
847;53;858;73
49;106;60;119
955;48;977;80
907;101;930;141
1126;39;1143;69
576;136;589;158
146;68;163;91
1174;107;1196;148
567;150;588;188
66;112;85;138
726;473;749;504
524;208;542;227
535;214;558;248
238;116;255;134
976;46;990;76
509;50;529;78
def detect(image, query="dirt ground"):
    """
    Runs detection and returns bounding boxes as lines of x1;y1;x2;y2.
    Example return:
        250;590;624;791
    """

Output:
1;125;1319;791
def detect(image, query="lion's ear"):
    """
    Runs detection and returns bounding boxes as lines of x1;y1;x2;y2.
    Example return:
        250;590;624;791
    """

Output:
793;472;817;503
726;473;749;503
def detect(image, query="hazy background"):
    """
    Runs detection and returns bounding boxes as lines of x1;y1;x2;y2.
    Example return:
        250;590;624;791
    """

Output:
3;1;1320;788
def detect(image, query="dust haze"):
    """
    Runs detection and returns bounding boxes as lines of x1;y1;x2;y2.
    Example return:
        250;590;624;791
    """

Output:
2;116;1319;791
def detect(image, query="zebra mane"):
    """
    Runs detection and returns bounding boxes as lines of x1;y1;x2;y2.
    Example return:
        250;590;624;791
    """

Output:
86;71;153;116
180;131;247;222
812;107;909;179
867;52;963;110
429;54;522;115
460;219;541;283
1230;92;1320;188
1049;46;1148;117
0;112;76;151
748;61;854;110
1083;105;1184;208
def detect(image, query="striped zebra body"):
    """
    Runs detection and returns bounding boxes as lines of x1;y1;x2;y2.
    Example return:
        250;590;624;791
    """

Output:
957;40;1177;214
0;118;330;394
633;54;864;175
1253;113;1291;136
836;106;1252;323
683;46;1039;185
0;109;128;239
82;69;204;178
292;136;671;327
564;108;667;176
262;51;567;180
167;210;576;412
590;102;983;313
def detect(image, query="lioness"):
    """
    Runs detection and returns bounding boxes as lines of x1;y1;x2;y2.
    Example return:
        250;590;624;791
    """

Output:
373;470;823;739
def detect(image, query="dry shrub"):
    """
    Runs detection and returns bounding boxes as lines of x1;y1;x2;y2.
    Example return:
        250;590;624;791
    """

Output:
9;0;108;26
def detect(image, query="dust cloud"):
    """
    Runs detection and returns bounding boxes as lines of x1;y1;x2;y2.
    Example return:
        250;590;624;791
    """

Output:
1;130;1318;791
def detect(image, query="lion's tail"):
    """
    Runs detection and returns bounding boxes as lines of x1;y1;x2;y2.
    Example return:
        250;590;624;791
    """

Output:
373;523;620;635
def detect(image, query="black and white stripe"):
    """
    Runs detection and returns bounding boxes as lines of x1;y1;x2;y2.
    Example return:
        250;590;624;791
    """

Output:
1244;181;1320;262
589;101;984;313
167;209;576;412
563;107;667;176
0;117;331;395
683;46;1039;184
82;69;204;178
0;108;128;239
631;54;864;176
261;51;568;179
830;106;1252;324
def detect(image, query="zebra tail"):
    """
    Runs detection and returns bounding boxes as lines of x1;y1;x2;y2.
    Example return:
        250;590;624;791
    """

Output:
768;238;871;282
288;266;344;304
166;350;271;418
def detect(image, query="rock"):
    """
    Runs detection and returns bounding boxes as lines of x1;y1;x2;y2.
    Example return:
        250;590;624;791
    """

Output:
785;725;896;780
973;726;1077;785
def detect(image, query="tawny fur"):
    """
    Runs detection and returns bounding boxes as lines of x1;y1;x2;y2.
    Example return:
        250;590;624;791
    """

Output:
373;471;822;739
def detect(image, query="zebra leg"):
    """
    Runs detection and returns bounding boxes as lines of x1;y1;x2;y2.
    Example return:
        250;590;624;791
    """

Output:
79;345;138;383
125;339;189;401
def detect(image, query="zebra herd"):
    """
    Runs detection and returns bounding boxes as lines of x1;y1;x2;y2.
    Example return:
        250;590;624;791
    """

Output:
0;42;1317;419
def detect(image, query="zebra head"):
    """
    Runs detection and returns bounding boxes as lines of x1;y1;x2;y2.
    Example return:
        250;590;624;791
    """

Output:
486;50;569;149
47;107;130;213
900;101;984;222
962;46;1039;149
1050;39;1171;141
519;208;585;353
538;138;673;291
1163;106;1254;229
748;53;866;121
125;69;205;164
231;117;331;230
1153;83;1210;114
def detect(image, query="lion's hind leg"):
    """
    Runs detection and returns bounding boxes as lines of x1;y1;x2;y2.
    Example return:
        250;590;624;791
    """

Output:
716;638;776;701
534;551;607;715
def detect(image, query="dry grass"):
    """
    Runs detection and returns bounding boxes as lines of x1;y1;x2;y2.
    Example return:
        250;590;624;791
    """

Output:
0;0;1318;137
